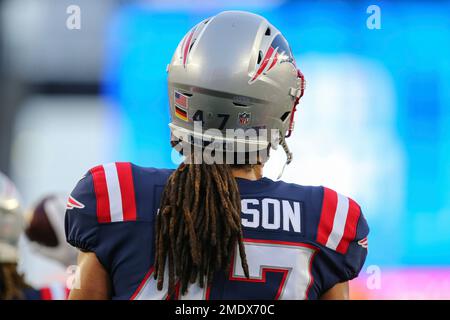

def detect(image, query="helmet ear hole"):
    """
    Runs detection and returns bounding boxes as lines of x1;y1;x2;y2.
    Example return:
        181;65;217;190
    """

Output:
280;111;291;122
257;51;263;64
189;41;195;52
265;27;271;36
233;102;249;107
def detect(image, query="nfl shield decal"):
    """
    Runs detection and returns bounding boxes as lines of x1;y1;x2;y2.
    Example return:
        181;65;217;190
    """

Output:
238;112;251;125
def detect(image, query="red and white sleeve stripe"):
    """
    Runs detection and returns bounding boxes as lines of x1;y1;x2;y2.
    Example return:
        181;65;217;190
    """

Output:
40;283;70;300
90;162;137;223
316;187;361;254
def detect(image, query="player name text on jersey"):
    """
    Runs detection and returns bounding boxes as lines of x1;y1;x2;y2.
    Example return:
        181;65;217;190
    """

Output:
241;198;301;233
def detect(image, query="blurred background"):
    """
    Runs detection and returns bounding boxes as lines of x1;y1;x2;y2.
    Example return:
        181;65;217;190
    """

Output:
1;0;449;299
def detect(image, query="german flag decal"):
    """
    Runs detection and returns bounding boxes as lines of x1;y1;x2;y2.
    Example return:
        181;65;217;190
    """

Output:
175;106;188;122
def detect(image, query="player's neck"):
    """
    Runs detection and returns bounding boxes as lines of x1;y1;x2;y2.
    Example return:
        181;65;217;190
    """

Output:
231;165;263;181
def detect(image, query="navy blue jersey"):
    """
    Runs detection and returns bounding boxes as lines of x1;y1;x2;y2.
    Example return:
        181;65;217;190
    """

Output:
65;162;369;300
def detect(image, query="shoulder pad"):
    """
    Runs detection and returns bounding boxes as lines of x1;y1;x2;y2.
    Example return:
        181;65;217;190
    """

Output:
68;162;173;224
316;187;362;254
89;162;137;223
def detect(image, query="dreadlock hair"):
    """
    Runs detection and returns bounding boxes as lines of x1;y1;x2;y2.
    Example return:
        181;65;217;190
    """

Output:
0;263;30;300
153;142;266;295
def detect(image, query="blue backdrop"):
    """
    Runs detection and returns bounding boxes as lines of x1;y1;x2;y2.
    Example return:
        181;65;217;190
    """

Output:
102;0;450;267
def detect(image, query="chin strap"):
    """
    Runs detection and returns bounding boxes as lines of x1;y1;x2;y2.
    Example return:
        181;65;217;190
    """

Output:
276;136;293;180
277;69;305;179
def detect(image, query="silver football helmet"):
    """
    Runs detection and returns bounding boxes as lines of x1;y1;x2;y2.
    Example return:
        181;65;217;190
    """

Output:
167;11;305;169
0;172;24;263
26;194;78;267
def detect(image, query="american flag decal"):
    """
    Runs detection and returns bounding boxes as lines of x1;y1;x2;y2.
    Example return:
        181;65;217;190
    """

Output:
174;91;188;110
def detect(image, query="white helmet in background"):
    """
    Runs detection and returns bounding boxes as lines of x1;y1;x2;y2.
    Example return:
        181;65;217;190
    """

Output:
25;195;77;267
0;172;24;264
168;11;305;169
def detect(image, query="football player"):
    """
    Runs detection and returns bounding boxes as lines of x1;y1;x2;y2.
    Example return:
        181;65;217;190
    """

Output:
21;194;77;299
0;172;57;300
66;11;369;300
